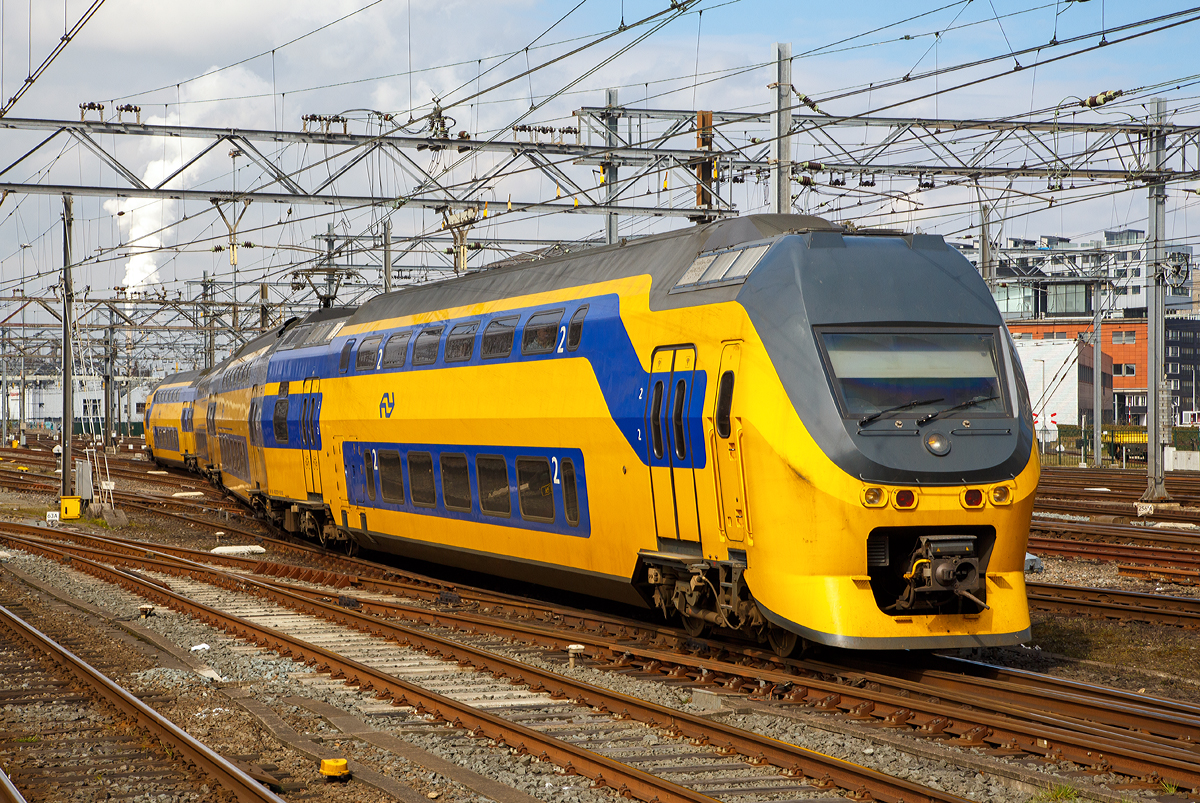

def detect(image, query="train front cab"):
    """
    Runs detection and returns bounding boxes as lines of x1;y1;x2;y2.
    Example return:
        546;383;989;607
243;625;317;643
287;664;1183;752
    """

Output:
737;230;1036;650
145;376;195;469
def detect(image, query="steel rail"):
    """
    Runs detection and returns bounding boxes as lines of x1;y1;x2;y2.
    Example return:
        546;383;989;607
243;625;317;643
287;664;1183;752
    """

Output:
1118;565;1199;584
1030;518;1200;550
1027;581;1200;628
18;524;1200;753
0;531;976;803
1027;536;1200;570
0;767;26;803
0;600;286;803
5;529;1198;796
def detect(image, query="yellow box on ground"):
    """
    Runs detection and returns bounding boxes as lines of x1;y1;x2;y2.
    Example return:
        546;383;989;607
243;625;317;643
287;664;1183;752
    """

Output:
59;496;81;519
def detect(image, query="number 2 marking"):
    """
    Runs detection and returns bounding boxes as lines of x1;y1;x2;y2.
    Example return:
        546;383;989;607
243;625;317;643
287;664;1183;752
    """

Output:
639;387;644;400
556;326;566;354
552;456;561;484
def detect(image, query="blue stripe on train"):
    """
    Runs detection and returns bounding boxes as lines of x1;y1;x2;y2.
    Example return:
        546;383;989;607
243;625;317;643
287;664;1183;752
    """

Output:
265;293;708;468
343;441;590;538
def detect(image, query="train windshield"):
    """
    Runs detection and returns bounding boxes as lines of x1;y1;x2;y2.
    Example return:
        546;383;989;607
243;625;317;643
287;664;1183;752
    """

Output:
821;331;1007;418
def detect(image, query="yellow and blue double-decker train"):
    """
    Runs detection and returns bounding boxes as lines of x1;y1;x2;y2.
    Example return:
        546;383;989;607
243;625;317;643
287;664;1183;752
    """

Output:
147;214;1037;653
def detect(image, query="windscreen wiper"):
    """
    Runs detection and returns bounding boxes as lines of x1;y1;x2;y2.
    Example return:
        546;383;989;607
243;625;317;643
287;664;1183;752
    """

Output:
916;395;1000;426
858;397;944;427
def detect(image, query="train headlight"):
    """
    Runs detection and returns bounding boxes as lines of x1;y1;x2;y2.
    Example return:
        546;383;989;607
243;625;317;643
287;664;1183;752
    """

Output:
893;489;917;509
991;485;1012;505
962;488;983;508
924;431;951;456
862;486;886;507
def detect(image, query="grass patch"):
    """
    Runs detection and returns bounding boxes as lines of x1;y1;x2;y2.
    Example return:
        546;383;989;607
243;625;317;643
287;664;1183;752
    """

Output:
14;735;39;743
1027;784;1079;802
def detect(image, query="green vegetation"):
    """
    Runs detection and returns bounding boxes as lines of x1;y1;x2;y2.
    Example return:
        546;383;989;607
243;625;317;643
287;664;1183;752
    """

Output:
14;735;39;743
1027;784;1079;802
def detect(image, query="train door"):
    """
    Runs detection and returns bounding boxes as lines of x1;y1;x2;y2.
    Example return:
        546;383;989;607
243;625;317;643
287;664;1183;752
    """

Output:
248;389;267;491
302;377;322;498
645;346;701;544
712;342;749;542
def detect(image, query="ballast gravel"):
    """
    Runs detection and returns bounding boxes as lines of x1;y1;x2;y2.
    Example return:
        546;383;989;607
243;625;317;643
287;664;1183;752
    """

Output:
0;548;1124;803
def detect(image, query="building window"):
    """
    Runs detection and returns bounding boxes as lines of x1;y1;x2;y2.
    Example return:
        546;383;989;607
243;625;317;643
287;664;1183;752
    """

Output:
1168;346;1180;357
1113;331;1137;345
1168;330;1181;340
1169;363;1180;374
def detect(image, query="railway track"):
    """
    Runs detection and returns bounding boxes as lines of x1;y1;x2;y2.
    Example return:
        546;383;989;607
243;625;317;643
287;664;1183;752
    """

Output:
2;529;975;803
6;524;1200;798
0;599;286;802
1026;581;1200;628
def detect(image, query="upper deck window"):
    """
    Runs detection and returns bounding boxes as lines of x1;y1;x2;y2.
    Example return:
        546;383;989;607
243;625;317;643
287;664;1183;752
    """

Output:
672;243;771;293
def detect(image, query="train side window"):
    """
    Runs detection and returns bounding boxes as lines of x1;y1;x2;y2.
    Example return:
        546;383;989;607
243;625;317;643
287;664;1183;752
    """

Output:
273;399;289;444
378;449;405;503
715;370;735;438
481;317;517;358
562;458;580;526
279;381;289;398
566;306;587;351
475;455;510;517
521;310;563;355
516;458;555;522
408;452;437;507
300;399;310;445
381;332;411;368
440;453;472;511
649;381;664;458
445;322;479;363
363;450;376;502
339;339;356;373
413;327;444;365
672;379;687;460
356;336;382;370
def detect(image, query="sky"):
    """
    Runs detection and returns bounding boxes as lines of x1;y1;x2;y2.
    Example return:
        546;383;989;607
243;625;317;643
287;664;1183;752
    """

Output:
1;0;1199;347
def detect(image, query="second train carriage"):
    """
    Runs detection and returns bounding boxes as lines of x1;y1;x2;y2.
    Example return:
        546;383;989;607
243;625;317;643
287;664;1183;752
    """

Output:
150;213;1037;652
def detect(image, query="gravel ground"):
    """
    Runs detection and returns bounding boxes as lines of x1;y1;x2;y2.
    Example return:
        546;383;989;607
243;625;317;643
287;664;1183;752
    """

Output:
2;486;1197;802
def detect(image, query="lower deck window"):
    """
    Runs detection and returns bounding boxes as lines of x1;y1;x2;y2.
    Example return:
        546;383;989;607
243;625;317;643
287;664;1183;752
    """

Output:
440;453;472;511
516;458;554;522
561;459;579;526
379;449;404;503
476;455;510;517
408;452;436;507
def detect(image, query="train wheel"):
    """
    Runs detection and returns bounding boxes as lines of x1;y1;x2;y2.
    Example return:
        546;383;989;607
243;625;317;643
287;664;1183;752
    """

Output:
680;615;709;639
767;626;799;658
343;538;360;558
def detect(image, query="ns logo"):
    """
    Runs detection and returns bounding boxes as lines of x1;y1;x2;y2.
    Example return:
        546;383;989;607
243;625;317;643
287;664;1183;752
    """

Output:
379;392;395;419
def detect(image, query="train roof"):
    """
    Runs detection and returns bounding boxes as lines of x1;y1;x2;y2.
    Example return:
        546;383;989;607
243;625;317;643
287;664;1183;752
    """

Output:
350;214;838;325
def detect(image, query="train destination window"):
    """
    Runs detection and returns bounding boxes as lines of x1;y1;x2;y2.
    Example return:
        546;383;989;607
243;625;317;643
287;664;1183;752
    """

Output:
516;458;555;522
821;331;1007;419
566;306;587;351
363;451;377;501
440;453;472;511
672;379;687;459
481;317;517;358
356;336;382;370
378;449;404;503
476;455;510;516
445;322;479;362
413;327;444;365
381;332;411;368
562;459;580;526
522;310;563;355
649;381;664;459
272;399;289;443
715;371;735;438
408;452;437;507
338;339;356;373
